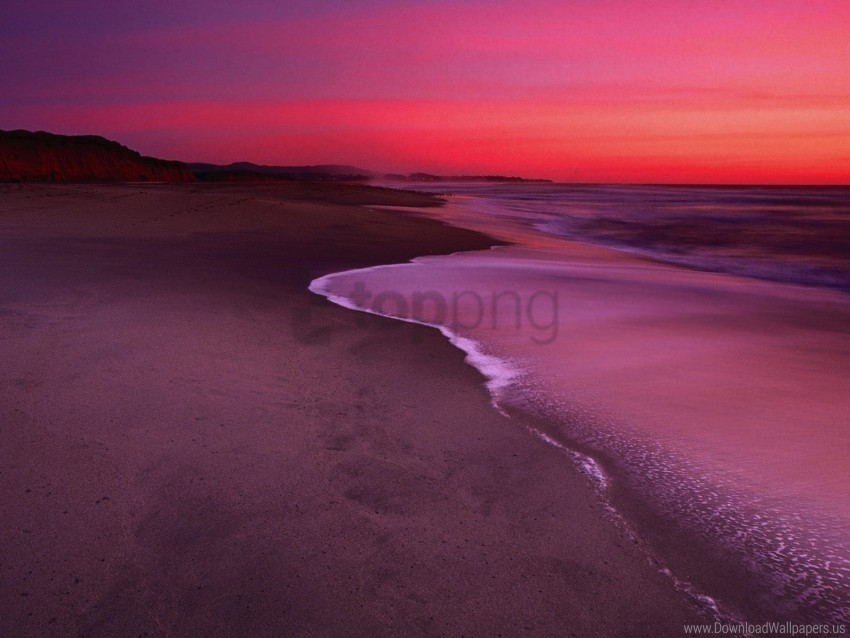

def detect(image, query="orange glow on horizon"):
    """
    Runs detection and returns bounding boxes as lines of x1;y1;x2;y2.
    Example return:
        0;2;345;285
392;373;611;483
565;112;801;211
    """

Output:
6;97;848;184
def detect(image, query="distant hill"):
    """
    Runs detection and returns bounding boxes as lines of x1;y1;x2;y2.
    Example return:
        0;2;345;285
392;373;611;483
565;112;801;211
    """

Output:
0;130;193;182
190;162;550;183
189;162;376;182
0;129;549;184
387;172;552;183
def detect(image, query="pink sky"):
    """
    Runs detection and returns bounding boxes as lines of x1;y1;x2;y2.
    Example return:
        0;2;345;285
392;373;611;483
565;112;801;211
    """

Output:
2;0;849;182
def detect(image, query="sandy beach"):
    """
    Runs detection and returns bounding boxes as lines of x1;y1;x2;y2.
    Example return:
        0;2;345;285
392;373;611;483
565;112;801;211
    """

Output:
0;183;705;636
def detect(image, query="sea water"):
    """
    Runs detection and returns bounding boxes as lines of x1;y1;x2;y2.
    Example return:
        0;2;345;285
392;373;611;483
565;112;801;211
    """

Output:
311;183;850;624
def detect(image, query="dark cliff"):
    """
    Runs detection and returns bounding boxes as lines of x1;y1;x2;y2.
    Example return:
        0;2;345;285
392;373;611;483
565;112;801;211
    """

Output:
0;130;194;182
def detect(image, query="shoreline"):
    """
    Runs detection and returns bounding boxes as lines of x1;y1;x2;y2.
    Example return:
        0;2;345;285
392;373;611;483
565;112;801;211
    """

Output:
309;223;748;626
314;194;850;626
1;183;705;636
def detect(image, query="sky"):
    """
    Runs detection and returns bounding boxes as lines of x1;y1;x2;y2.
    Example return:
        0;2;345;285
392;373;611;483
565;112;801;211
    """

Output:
2;0;849;183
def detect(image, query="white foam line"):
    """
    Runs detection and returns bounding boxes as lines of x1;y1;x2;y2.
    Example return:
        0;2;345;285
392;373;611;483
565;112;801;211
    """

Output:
309;268;522;415
311;266;739;627
527;426;610;491
525;425;743;627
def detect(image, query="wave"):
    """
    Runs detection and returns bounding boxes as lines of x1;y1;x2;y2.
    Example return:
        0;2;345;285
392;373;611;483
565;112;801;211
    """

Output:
309;264;744;626
309;266;521;413
310;185;850;624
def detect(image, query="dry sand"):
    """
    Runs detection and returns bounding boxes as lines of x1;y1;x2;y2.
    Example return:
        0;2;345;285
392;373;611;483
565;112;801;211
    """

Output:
1;183;704;636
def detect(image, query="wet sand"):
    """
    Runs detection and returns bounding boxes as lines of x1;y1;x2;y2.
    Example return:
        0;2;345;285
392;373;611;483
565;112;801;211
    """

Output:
0;183;703;636
317;198;850;625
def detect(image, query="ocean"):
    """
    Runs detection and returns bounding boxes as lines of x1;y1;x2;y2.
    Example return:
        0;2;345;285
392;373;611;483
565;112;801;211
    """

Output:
311;183;850;624
408;182;850;291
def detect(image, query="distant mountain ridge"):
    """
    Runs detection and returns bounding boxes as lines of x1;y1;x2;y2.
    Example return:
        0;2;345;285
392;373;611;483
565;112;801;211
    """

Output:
385;172;551;183
189;162;375;181
0;130;193;182
0;129;549;184
190;162;550;183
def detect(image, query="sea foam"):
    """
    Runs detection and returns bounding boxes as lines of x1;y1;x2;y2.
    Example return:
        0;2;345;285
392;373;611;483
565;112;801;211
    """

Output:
309;268;522;414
